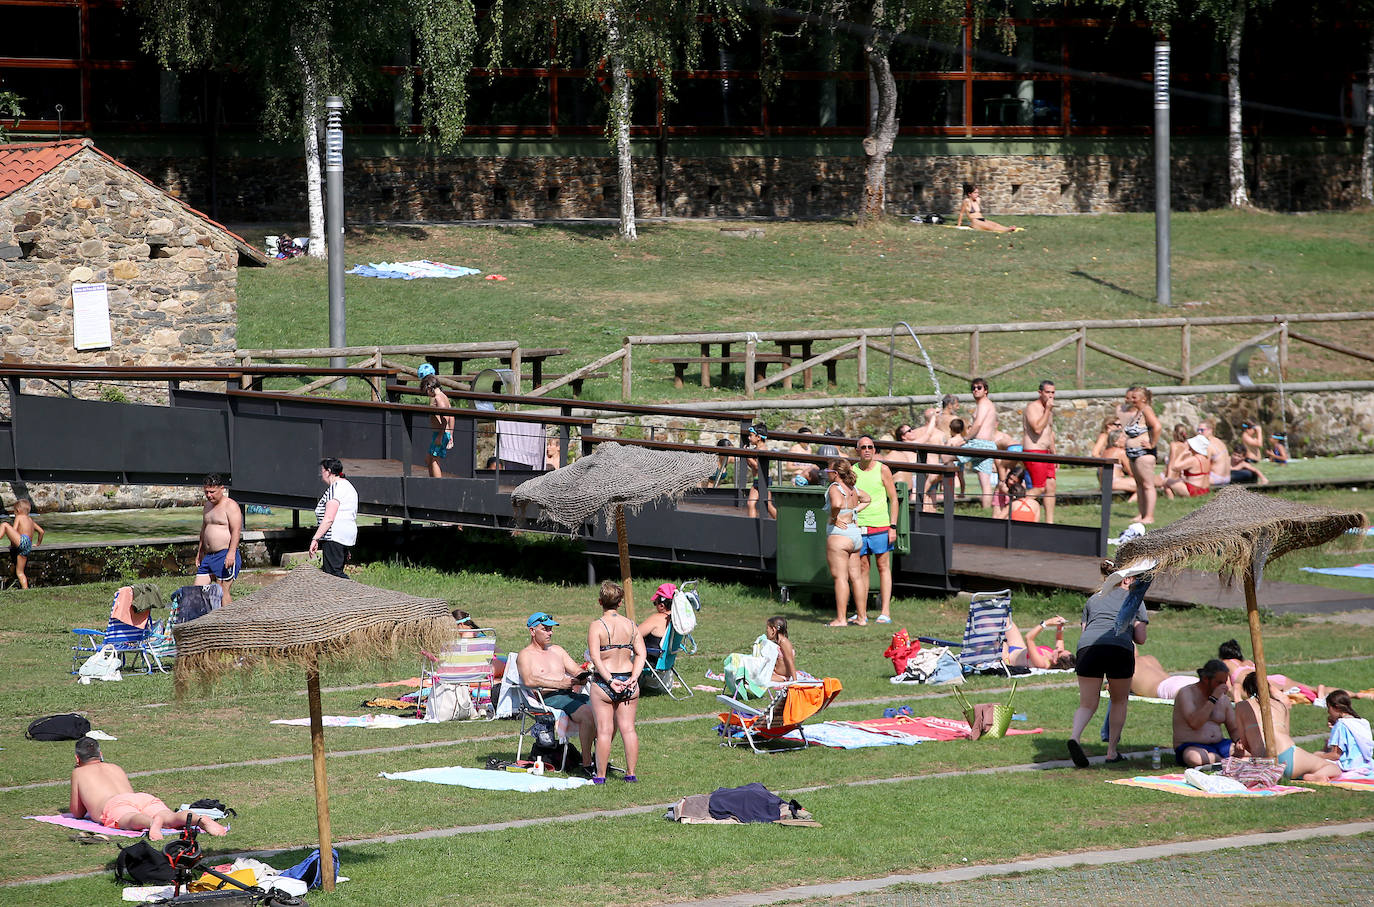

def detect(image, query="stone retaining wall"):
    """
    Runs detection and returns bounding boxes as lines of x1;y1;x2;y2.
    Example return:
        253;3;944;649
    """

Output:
119;145;1364;224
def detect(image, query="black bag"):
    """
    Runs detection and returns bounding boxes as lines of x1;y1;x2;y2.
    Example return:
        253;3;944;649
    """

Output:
531;740;581;773
26;713;91;741
187;798;237;818
173;585;222;623
114;839;177;883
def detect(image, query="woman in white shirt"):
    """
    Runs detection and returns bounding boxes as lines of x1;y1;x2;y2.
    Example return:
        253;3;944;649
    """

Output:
309;457;359;578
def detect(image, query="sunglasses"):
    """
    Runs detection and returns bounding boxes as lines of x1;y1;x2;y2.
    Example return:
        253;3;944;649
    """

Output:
857;444;875;450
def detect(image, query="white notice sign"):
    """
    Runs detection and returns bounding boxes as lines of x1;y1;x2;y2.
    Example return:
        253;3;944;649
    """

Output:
72;282;113;351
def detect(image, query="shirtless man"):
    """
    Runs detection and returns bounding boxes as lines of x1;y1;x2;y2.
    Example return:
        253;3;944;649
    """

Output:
194;474;242;604
963;378;999;508
421;374;455;478
1172;659;1241;767
1239;421;1264;464
1021;380;1057;524
1196;420;1231;488
70;738;226;840
516;612;598;776
933;394;960;437
955;183;1018;233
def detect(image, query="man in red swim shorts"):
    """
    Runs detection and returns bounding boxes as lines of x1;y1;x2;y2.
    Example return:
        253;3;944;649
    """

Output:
70;738;227;841
1020;380;1058;524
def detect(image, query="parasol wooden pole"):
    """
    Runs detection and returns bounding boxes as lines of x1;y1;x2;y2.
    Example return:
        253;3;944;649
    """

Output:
615;504;636;622
306;662;336;892
1243;568;1277;759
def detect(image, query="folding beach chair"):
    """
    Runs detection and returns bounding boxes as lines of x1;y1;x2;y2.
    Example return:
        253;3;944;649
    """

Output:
716;678;842;754
956;589;1013;676
496;654;571;766
418;630;497;720
71;586;170;675
641;581;701;699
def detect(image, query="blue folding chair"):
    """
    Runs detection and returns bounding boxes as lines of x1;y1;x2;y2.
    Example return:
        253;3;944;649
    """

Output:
917;589;1012;677
642;621;696;699
71;587;170;675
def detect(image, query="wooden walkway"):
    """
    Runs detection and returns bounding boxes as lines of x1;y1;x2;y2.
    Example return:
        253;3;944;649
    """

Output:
951;543;1374;615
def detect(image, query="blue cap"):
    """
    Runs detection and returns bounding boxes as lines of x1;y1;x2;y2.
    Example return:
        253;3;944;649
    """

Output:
527;611;559;628
417;363;437;379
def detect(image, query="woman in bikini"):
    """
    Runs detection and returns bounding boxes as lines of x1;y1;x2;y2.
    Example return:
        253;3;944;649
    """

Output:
1002;615;1076;669
1130;653;1198;700
1116;385;1162;523
1162;434;1212;498
1234;671;1328;781
956;183;1018;233
586;580;647;783
765;616;800;683
823;458;871;627
1090;414;1124;458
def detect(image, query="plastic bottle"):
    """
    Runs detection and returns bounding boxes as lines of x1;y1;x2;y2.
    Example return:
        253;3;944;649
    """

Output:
532;756;545;776
1151;746;1162;770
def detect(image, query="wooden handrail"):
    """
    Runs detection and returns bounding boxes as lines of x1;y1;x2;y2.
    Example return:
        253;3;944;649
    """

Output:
763;429;1116;469
385;383;751;422
227;389;596;427
579;433;961;475
236;341;519;358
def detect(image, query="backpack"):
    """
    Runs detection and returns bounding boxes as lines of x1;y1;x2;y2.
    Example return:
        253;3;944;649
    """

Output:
114;839;176;884
670;587;699;636
531;739;581;773
172;584;222;624
25;713;91;741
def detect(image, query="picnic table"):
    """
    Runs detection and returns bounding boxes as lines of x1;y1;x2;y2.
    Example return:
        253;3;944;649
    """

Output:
775;340;858;390
651;341;858;390
424;347;570;391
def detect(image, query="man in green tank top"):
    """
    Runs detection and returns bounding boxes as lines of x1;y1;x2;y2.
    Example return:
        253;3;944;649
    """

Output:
851;435;899;624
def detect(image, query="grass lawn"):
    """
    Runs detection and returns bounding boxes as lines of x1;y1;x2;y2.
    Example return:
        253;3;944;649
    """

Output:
234;212;1374;401
3;544;1374;904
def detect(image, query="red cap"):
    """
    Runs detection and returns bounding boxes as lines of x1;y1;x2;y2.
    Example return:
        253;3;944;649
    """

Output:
652;582;677;603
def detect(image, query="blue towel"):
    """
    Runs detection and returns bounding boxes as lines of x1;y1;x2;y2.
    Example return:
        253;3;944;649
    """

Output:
1300;564;1374;578
380;765;592;791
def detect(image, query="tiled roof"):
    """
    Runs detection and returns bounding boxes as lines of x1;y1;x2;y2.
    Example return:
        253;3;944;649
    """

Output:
0;138;267;265
0;138;88;201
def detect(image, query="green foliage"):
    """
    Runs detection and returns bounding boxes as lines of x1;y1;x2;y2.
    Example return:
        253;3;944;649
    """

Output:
0;91;21;142
102;544;178;581
98;386;130;404
126;0;477;150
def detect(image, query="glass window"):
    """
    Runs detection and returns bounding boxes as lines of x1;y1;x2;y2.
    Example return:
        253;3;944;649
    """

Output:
889;25;965;73
970;24;1060;75
0;67;82;121
669;78;760;128
468;76;550;126
1067;80;1149;128
0;6;80;58
89;68;162;125
1064;25;1153;75
768;77;864;128
898;80;964;127
88;5;144;61
971;80;1061;127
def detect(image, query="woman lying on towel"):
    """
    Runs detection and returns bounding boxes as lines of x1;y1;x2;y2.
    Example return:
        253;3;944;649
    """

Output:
1218;638;1317;703
1001;616;1075;670
1131;654;1198;701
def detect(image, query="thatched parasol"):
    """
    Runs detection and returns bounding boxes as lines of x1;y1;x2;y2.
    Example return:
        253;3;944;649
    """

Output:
510;441;715;620
174;565;453;891
1112;486;1366;756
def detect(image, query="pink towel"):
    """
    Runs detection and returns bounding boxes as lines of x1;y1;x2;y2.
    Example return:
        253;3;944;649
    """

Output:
27;813;144;836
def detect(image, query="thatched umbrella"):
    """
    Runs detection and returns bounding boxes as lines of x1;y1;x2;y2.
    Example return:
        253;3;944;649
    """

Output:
510;441;715;620
1112;486;1366;756
173;565;453;891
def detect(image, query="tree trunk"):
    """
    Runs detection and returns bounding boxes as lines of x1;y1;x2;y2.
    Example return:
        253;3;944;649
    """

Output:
859;39;898;226
607;14;637;241
1363;25;1374;204
296;44;327;259
1226;0;1249;207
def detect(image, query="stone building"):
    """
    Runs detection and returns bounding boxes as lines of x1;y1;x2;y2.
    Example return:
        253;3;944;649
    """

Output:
0;138;266;373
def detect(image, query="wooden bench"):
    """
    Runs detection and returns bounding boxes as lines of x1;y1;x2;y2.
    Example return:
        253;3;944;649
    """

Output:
650;354;792;389
776;341;859;390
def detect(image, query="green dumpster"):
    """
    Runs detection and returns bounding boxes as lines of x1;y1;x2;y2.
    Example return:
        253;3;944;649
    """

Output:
773;482;910;599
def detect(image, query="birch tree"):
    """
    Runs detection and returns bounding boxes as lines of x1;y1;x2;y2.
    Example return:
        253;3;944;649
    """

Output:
128;0;477;256
488;1;739;240
1196;0;1274;208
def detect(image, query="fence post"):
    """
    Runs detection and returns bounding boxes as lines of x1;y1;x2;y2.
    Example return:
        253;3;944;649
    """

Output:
744;335;757;399
1180;322;1191;384
1278;321;1289;378
857;332;868;395
621;340;633;400
1075;327;1086;389
970;329;980;377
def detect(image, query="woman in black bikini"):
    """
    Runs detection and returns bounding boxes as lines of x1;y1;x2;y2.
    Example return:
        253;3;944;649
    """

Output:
1116;385;1162;524
586;580;647;783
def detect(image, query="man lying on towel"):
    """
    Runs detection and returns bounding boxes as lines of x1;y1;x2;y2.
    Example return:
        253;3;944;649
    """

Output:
70;738;227;840
1172;659;1242;768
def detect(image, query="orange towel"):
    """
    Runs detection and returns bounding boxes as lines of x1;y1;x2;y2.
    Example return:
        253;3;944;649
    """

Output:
781;678;842;726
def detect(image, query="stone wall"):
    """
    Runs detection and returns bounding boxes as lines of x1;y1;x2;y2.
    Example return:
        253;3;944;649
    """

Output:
0;146;240;376
117;143;1364;223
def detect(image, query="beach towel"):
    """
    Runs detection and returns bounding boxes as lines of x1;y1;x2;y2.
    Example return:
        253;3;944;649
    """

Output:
1301;777;1374;792
1104;691;1175;705
346;260;481;280
27;814;144;837
1108;773;1312;798
380;765;592;791
272;715;426;728
767;722;924;749
1300;564;1374;578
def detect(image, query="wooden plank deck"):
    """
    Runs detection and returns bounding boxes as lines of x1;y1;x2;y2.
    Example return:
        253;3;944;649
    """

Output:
951;543;1374;615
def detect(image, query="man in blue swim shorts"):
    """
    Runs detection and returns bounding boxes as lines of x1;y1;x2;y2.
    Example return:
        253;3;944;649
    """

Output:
1172;659;1241;767
194;474;243;604
515;612;599;778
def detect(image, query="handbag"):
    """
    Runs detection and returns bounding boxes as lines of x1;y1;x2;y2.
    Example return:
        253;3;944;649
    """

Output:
424;679;474;722
952;679;1017;739
78;644;123;683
